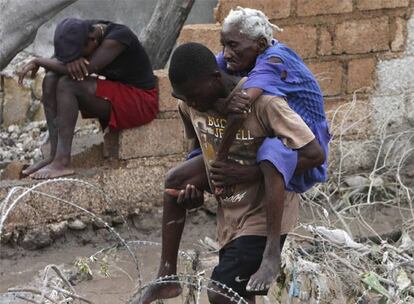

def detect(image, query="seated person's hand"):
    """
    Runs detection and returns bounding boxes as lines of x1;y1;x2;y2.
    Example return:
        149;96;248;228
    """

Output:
213;91;250;115
17;60;39;86
165;184;204;210
66;57;89;81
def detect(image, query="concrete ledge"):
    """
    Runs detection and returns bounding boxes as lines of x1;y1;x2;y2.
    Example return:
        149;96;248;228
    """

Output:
118;119;185;160
0;154;185;235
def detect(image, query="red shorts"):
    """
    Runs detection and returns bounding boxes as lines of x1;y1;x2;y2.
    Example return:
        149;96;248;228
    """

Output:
95;79;158;131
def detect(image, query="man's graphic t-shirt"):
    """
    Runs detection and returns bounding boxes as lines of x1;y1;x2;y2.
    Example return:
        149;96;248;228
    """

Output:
178;79;315;247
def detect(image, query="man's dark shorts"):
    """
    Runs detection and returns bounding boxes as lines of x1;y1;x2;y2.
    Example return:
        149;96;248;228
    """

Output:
210;234;287;298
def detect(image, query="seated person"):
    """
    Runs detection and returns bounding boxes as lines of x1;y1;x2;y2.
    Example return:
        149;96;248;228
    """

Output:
137;42;324;304
17;18;158;179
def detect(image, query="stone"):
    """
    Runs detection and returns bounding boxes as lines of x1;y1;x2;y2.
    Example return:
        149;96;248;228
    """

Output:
154;69;177;112
276;24;317;59
2;77;32;126
334;17;390;54
347;58;376;93
214;0;291;22
68;219;87;231
177;24;222;56
21;228;52;250
32;70;45;100
344;175;369;188
91;215;112;229
391;17;407;52
1;161;26;180
118;119;185;159
307;60;343;96
297;0;352;16
357;0;409;10
111;215;125;226
49;221;68;239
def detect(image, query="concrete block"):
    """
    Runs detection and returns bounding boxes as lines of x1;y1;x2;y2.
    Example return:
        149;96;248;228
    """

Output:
318;27;333;56
276;24;318;59
297;0;353;16
391;17;407;52
119;119;185;159
178;24;222;56
308;60;343;96
347;57;376;93
214;0;291;23
357;0;409;10
2;77;31;126
154;69;178;112
334;17;390;54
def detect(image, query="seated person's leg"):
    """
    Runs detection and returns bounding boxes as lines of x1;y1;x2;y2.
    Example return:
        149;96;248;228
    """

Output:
30;76;111;179
23;71;61;176
137;155;209;304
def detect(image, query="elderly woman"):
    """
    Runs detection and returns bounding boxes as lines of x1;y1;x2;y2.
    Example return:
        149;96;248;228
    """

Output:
17;18;158;179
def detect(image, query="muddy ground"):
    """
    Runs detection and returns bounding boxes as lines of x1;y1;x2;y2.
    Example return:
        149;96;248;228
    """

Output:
0;201;408;304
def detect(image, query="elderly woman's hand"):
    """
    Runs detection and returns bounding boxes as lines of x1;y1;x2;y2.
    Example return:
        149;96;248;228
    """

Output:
165;184;204;210
210;160;262;186
17;59;39;86
66;57;89;81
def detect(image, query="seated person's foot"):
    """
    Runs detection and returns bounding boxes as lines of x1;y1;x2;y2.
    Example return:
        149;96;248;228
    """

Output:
30;162;74;179
246;257;280;295
136;278;182;304
22;157;54;176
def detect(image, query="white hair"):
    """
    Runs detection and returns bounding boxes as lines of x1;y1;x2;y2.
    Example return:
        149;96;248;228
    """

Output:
223;7;283;46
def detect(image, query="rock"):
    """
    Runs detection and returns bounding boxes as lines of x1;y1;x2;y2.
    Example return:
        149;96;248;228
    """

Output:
49;221;68;239
68;219;87;231
0;231;13;245
91;216;112;229
344;175;369;188
0;161;26;180
21;229;52;250
111;215;125;226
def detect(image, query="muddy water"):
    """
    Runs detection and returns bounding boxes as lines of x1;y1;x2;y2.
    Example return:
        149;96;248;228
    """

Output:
0;208;217;303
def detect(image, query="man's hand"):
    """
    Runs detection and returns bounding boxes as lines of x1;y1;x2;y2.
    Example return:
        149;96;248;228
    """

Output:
165;184;204;210
17;60;39;86
66;57;89;81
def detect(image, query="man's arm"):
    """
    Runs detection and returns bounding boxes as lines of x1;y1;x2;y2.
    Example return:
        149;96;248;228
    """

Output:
295;138;325;175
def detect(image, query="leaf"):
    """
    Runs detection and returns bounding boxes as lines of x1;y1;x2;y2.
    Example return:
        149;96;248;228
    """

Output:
361;272;389;298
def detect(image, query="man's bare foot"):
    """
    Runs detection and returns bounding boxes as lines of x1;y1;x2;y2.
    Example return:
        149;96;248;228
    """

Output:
135;281;182;304
22;157;54;176
30;162;74;179
246;257;280;295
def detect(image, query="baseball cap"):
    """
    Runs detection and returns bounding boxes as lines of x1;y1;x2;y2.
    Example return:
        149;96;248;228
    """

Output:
53;18;90;63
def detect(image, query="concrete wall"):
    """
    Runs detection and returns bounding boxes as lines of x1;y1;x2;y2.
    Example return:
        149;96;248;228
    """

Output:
27;0;218;57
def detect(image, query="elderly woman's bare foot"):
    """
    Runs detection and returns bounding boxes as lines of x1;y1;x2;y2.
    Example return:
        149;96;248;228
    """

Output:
22;157;54;176
246;256;280;295
30;162;74;179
